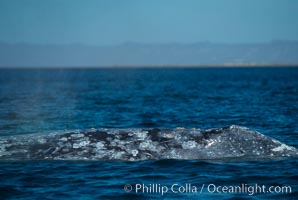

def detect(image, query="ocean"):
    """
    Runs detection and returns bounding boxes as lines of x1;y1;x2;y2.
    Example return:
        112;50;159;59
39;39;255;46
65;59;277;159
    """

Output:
0;67;297;199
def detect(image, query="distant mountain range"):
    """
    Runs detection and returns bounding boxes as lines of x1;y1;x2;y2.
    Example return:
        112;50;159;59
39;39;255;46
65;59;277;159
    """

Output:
0;41;298;67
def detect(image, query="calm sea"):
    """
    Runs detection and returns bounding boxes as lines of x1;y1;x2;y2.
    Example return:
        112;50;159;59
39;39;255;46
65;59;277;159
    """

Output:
0;67;297;199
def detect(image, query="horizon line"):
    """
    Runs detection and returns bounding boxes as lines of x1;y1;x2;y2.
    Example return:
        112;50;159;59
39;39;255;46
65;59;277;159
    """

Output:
1;40;298;47
1;63;298;69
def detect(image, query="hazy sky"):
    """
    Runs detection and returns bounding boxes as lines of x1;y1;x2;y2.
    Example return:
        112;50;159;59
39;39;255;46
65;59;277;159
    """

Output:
0;0;298;45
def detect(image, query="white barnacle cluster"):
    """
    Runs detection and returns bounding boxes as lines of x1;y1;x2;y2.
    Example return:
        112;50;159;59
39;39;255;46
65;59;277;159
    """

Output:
272;144;295;152
182;140;198;149
93;141;111;159
71;133;90;149
137;131;167;153
110;138;128;149
95;141;105;149
139;140;162;152
37;137;47;144
167;149;183;159
159;131;174;139
73;140;90;149
123;131;148;159
110;151;126;160
107;129;118;135
59;137;68;142
189;128;202;136
126;149;138;157
205;139;216;148
135;130;148;140
93;142;108;159
89;128;97;132
71;133;85;139
0;141;10;157
229;125;249;131
139;140;151;149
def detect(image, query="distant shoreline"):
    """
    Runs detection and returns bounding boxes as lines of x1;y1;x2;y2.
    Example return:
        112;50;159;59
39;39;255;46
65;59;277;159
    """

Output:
0;63;298;69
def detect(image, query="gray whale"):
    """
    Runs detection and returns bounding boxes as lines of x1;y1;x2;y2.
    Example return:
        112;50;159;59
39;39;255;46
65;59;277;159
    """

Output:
0;125;297;161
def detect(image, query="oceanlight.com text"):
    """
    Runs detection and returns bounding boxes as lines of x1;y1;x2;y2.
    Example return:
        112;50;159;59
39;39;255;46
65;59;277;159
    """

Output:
123;183;292;196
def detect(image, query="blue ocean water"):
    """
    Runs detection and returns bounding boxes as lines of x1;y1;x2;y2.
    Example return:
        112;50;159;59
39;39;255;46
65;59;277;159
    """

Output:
0;67;297;199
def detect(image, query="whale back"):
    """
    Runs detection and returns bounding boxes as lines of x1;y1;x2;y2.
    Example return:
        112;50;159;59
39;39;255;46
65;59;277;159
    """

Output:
0;125;297;161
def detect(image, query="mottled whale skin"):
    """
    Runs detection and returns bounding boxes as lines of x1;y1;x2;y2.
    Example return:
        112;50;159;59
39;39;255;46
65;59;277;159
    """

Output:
0;125;297;161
